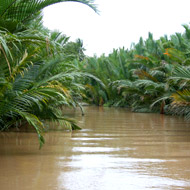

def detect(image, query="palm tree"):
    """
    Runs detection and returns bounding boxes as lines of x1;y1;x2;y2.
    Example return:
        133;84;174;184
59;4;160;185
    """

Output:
0;31;82;148
0;0;98;148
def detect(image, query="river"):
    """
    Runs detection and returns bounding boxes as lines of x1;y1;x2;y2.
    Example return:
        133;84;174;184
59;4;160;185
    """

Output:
0;106;190;190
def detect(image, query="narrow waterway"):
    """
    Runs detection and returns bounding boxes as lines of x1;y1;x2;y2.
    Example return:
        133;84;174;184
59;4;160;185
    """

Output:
0;106;190;190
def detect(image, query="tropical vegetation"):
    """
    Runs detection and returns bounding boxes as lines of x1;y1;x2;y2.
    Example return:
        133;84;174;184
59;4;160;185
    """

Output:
0;0;97;148
1;0;190;148
78;26;190;120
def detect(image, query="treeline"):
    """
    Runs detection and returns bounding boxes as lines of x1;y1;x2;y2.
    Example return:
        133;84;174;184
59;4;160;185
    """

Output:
79;26;190;119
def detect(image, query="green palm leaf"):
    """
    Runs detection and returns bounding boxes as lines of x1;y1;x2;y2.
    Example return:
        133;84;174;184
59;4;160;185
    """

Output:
169;66;190;88
0;0;97;22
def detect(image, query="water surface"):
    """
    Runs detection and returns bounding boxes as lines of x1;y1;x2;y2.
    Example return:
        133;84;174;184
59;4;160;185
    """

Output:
0;106;190;190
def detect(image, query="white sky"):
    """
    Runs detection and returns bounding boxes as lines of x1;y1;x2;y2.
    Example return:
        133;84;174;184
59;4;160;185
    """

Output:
43;0;190;56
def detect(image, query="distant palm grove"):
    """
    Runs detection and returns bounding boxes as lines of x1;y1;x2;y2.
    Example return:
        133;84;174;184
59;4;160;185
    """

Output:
1;0;190;147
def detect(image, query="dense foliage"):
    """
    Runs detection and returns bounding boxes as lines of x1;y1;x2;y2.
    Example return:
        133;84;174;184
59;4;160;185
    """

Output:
0;0;97;148
79;26;190;120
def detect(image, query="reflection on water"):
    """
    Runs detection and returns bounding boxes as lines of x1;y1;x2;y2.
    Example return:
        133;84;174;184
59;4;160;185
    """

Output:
0;106;190;190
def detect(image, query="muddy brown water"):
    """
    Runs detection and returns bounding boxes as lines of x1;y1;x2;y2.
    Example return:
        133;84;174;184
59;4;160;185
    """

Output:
0;106;190;190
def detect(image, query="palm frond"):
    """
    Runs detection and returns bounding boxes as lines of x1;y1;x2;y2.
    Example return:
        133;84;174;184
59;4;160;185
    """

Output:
171;89;190;104
18;111;45;149
168;66;190;88
0;0;97;23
